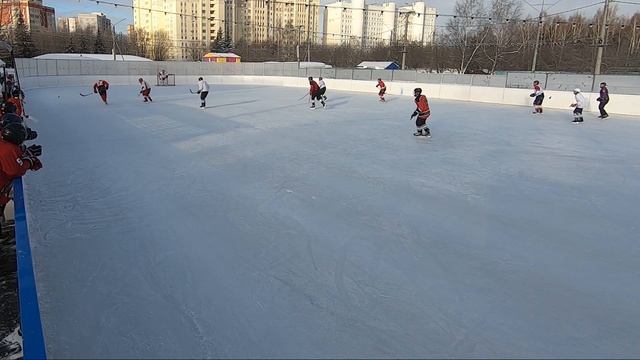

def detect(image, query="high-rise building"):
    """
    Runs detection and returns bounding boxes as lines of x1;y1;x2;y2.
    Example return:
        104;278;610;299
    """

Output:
323;1;435;46
133;0;227;60
133;0;320;60
397;2;436;46
0;0;55;32
58;13;111;34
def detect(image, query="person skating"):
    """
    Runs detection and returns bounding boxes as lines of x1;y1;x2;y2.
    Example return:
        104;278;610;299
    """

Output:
318;77;327;101
93;79;110;105
571;88;586;124
376;78;386;102
410;88;431;137
196;77;209;109
138;78;152;102
530;80;544;114
308;77;325;109
597;82;609;119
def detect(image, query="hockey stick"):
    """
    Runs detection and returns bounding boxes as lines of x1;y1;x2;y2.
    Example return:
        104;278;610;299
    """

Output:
80;92;94;97
189;89;198;94
298;93;309;101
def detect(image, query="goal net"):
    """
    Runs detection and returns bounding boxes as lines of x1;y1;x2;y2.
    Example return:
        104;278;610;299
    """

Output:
157;73;176;86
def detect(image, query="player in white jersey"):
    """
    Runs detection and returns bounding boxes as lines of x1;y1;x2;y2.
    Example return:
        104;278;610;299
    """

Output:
318;77;327;101
571;88;586;123
138;78;152;102
197;77;210;109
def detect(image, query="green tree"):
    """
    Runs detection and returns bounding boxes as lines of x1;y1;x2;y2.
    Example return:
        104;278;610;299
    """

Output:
94;30;106;53
13;12;37;57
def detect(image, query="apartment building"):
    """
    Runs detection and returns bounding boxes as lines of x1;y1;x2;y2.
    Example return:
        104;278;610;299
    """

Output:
0;0;55;32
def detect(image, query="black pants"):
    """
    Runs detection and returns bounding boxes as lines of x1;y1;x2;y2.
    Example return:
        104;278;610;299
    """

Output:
200;91;208;106
599;100;609;116
318;88;326;97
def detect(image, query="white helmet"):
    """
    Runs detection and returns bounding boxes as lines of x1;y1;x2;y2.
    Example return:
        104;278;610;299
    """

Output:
573;88;581;93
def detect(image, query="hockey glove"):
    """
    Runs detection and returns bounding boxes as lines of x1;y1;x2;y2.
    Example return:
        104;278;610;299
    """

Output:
26;128;38;140
596;97;601;102
24;157;43;171
530;93;536;97
411;111;418;118
24;144;42;157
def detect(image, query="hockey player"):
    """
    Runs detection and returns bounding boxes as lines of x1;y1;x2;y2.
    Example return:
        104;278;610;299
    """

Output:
308;77;325;109
318;77;327;101
376;78;386;102
6;89;24;117
138;78;152;102
410;88;431;137
530;80;544;114
570;88;586;124
597;82;609;119
196;77;209;109
0;123;42;219
93;79;110;105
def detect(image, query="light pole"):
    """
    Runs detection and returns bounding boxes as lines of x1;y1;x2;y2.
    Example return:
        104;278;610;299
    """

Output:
531;0;545;73
112;18;127;61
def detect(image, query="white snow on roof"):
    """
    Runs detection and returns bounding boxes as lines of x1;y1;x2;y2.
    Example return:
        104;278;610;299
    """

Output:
262;61;332;69
33;53;152;61
356;61;397;69
203;52;241;58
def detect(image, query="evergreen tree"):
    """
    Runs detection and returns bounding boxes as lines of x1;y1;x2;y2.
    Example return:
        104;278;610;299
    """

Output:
221;31;233;53
210;28;223;52
65;34;76;53
78;33;89;53
13;12;37;57
94;30;106;53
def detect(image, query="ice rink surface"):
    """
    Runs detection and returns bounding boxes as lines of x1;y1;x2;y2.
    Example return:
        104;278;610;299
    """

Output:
23;84;640;358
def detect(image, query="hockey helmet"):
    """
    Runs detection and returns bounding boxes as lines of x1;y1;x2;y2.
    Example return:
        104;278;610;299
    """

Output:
308;76;313;81
414;87;422;95
198;77;203;81
1;101;17;114
1;113;24;128
1;122;27;145
138;77;143;82
11;88;21;97
573;88;581;93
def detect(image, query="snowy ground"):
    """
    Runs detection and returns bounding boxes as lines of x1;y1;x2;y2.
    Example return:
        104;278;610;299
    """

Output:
23;84;640;358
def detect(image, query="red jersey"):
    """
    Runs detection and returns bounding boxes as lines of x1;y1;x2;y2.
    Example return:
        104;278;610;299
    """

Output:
309;81;320;95
94;80;110;92
7;97;23;117
0;139;30;204
376;80;386;89
415;94;430;114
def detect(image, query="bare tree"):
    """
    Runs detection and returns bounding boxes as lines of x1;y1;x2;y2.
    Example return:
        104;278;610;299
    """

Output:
150;31;171;61
445;0;489;73
483;0;523;73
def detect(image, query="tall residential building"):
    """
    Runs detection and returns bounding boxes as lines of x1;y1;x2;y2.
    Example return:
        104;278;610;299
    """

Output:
241;0;320;44
133;0;227;60
58;13;111;34
0;0;55;32
133;0;320;60
397;2;436;45
323;1;435;46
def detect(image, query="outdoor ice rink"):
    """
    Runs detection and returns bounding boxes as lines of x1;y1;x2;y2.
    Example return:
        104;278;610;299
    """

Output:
23;84;640;358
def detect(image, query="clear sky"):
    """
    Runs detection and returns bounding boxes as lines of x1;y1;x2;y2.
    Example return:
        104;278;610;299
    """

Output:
47;0;638;33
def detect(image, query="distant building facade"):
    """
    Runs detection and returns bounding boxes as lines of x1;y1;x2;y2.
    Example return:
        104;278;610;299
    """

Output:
0;0;55;32
58;12;111;34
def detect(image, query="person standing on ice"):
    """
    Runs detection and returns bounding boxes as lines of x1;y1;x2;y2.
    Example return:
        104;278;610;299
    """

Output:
376;78;386;102
597;82;609;119
530;80;544;114
410;88;431;137
138;78;152;103
308;77;325;109
571;88;586;124
318;77;327;101
93;80;110;105
196;77;209;109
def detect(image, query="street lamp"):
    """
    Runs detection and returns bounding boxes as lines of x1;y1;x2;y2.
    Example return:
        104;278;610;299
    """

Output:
112;18;127;61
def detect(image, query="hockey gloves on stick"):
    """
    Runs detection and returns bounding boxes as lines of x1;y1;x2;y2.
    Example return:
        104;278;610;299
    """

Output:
530;93;536;97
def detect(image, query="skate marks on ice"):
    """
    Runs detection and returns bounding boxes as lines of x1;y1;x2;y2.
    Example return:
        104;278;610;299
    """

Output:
203;99;258;110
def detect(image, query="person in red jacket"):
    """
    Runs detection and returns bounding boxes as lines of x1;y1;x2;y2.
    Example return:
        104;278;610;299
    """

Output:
93;80;110;104
6;89;24;117
410;87;431;137
308;77;325;109
0;123;42;217
376;78;386;102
